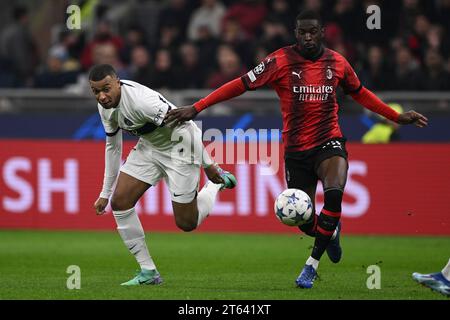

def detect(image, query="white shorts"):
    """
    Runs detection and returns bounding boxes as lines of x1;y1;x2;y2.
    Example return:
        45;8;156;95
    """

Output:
120;122;203;203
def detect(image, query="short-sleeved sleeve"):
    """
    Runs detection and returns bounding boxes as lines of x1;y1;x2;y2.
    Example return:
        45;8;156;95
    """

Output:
97;104;120;136
241;55;282;90
340;58;362;94
136;91;172;126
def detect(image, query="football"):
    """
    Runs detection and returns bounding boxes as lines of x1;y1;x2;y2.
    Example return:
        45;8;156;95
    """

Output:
274;189;314;226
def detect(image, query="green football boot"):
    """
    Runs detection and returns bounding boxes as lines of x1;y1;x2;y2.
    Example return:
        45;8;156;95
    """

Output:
204;163;237;190
216;166;237;190
120;269;163;286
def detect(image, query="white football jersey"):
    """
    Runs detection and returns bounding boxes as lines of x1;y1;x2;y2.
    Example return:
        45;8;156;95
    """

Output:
97;79;181;150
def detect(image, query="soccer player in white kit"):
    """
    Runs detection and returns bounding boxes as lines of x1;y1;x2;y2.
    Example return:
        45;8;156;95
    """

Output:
89;64;236;286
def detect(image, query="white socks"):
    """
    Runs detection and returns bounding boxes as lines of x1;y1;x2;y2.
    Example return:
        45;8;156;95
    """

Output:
196;181;221;227
306;256;320;270
441;258;450;281
113;208;156;271
305;226;338;271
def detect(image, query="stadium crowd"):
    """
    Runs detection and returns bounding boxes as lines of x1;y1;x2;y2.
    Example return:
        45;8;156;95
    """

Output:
0;0;449;91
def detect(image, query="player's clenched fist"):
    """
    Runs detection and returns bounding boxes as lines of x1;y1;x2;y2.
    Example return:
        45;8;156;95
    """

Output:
94;197;109;215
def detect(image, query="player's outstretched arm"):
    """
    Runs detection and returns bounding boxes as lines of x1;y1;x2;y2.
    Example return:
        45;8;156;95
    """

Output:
165;78;246;125
350;87;428;128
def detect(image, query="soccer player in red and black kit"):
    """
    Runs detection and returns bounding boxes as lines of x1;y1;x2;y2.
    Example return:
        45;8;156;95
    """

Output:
166;11;428;289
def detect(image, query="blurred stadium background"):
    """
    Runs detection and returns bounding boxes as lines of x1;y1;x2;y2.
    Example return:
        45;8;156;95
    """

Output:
0;0;449;300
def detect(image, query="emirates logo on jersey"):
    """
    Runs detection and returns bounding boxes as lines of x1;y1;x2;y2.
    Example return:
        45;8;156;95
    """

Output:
292;85;334;101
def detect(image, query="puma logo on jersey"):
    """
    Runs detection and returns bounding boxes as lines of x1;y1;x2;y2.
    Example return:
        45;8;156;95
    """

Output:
292;71;302;79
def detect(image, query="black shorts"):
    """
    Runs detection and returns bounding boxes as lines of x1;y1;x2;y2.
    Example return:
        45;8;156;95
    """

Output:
284;138;348;190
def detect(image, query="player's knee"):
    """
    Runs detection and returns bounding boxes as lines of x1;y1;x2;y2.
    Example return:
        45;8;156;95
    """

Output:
110;194;132;211
323;187;344;212
175;218;197;232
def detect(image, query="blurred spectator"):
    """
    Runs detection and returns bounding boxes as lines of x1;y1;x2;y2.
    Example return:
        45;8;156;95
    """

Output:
222;17;254;67
426;25;450;58
158;0;194;41
398;0;422;36
360;0;401;46
406;15;430;59
388;46;421;90
206;44;246;88
188;0;226;41
193;25;219;67
323;22;356;63
158;22;184;54
149;49;177;89
120;26;148;65
129;46;153;87
258;17;292;54
419;49;450;91
0;6;38;87
436;0;450;34
0;57;16;87
223;0;268;39
301;0;323;14
359;45;391;91
328;0;364;43
34;51;80;88
48;31;82;72
92;43;129;79
80;20;124;70
267;0;297;33
175;42;208;88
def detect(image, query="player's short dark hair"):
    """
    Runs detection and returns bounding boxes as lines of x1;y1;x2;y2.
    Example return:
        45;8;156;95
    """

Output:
296;10;322;26
88;64;117;81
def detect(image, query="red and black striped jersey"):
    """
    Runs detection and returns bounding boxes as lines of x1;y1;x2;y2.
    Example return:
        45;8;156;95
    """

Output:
241;45;361;152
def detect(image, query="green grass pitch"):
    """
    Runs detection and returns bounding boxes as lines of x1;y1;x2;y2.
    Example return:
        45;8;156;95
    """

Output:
0;230;449;300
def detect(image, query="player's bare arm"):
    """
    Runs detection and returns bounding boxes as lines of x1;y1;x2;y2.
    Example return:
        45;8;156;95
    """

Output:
89;66;123;217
